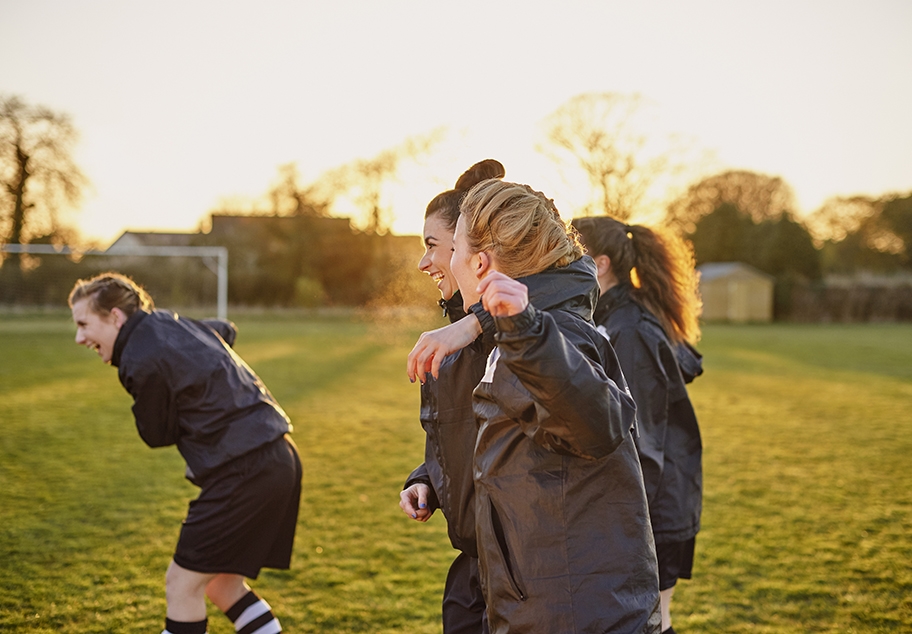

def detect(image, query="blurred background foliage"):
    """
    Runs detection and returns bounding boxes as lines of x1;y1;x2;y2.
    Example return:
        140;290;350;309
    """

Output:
2;92;911;321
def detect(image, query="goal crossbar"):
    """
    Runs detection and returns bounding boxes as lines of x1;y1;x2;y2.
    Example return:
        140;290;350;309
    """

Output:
1;244;229;320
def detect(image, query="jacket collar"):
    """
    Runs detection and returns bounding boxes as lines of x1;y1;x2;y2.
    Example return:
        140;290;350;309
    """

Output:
518;255;599;320
594;282;636;324
597;282;671;337
439;291;468;323
597;282;705;381
111;309;149;368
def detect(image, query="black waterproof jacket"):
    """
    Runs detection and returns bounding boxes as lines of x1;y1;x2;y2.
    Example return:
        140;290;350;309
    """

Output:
404;293;489;556
402;265;590;557
594;284;703;544
473;257;661;634
111;309;291;484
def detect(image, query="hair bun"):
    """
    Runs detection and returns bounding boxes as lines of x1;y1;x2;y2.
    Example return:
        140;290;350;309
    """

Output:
454;159;505;192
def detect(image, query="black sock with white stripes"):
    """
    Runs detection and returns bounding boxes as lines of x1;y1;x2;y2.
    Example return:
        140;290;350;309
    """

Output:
162;617;207;634
225;591;282;634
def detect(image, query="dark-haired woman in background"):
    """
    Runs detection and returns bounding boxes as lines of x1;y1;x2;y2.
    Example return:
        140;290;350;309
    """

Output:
399;159;505;634
573;216;704;634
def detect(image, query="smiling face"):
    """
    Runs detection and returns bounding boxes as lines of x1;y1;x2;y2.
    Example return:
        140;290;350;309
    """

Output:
71;298;125;364
418;212;458;300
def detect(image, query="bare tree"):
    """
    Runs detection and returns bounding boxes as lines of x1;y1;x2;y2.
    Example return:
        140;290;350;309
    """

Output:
1;94;87;250
208;162;333;219
267;162;330;217
323;130;443;233
539;92;690;221
666;169;797;235
214;130;442;234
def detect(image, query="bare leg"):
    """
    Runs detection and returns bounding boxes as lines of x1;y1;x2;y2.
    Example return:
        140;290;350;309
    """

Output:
660;586;675;632
206;574;250;613
165;560;217;622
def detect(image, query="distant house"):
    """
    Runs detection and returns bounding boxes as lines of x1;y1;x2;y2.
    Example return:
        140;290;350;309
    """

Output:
698;262;774;323
102;230;204;277
207;213;352;240
106;230;199;251
103;214;421;306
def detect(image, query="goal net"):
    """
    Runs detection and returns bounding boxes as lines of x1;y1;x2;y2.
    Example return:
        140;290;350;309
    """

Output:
0;244;228;320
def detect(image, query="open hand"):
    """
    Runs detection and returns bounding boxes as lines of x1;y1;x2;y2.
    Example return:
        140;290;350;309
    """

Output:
407;314;482;383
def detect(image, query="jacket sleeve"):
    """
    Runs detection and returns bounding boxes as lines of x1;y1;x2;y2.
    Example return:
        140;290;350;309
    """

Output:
121;359;180;448
610;328;669;503
494;305;634;460
469;301;497;352
404;462;431;489
199;319;237;348
403;461;441;511
674;340;704;384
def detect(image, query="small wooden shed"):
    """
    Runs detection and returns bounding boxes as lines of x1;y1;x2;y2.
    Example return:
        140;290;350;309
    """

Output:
697;262;774;323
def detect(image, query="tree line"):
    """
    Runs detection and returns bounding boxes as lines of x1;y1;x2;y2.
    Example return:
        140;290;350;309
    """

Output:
2;92;910;319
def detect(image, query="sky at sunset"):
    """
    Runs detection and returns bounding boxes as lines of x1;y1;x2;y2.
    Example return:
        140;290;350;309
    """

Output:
2;0;911;245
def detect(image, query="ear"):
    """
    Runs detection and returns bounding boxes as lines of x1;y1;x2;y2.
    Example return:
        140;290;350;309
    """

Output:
110;307;127;329
474;251;492;280
594;254;612;277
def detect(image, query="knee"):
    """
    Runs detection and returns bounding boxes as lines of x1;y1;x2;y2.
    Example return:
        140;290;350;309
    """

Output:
206;574;248;612
165;562;207;605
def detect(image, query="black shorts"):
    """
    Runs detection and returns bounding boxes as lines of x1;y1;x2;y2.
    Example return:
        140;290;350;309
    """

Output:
443;552;488;634
173;435;302;579
655;537;695;591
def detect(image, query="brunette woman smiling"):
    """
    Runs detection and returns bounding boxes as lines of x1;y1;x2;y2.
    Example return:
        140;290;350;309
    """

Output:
400;159;504;634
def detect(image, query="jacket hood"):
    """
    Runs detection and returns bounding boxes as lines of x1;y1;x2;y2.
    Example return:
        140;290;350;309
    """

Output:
596;282;704;383
518;255;599;320
593;281;635;325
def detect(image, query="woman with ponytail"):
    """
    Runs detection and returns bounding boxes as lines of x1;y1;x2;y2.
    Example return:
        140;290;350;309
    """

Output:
572;216;704;634
399;159;505;634
410;182;661;634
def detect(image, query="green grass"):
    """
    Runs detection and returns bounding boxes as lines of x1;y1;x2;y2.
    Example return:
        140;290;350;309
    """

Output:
681;324;912;633
1;316;910;632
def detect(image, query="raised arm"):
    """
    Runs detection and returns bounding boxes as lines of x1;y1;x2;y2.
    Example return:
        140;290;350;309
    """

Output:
479;271;635;459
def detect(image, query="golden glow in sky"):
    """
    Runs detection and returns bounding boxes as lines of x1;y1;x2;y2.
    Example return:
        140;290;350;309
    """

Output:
2;0;910;244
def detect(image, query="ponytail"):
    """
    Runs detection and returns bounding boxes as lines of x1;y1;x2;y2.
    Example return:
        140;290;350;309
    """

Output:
573;216;701;344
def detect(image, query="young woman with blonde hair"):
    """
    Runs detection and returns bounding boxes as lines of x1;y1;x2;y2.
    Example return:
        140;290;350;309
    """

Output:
572;216;704;634
410;181;661;633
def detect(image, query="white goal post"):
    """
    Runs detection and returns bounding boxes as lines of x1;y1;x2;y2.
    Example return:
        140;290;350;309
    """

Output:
1;244;229;320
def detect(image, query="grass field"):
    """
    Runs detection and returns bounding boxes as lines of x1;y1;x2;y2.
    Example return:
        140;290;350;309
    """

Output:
1;313;910;633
